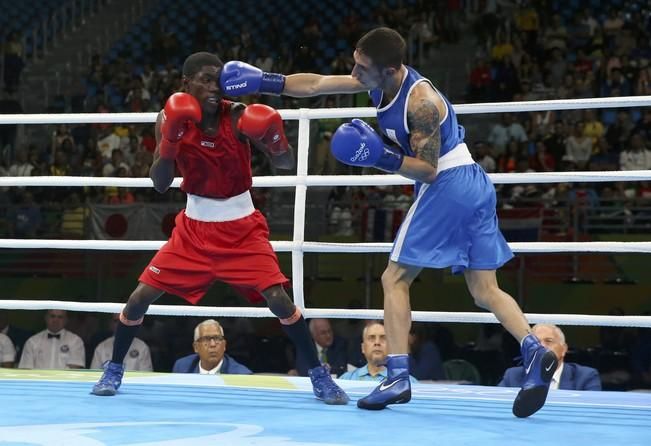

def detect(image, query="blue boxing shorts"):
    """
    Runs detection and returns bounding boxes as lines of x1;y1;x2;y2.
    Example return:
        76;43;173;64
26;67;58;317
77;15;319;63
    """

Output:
390;163;513;273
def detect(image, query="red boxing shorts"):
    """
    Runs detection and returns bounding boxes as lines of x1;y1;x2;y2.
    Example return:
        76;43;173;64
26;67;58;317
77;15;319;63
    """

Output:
139;210;288;304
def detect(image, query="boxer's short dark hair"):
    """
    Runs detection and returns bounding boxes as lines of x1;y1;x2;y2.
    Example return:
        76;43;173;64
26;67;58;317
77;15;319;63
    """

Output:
356;27;405;70
183;52;223;77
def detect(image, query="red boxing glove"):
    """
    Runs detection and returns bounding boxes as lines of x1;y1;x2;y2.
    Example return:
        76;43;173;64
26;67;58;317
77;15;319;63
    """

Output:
159;92;202;159
237;103;289;156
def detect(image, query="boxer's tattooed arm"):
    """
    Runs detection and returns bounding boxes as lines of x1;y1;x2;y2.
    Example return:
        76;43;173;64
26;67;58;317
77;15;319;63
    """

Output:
407;98;441;170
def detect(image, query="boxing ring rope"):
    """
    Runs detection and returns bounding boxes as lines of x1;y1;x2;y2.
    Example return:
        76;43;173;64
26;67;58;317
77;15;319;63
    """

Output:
1;95;650;125
2;239;651;253
1;95;651;328
0;300;649;327
2;169;651;188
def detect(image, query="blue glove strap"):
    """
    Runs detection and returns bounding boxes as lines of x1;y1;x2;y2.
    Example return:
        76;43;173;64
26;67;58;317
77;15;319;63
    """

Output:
375;146;404;172
260;72;286;95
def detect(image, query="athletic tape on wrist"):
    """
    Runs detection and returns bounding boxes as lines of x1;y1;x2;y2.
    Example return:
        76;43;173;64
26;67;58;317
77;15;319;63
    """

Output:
279;307;302;325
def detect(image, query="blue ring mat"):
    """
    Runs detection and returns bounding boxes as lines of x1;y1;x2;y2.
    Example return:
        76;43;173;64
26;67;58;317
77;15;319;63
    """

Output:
0;369;649;445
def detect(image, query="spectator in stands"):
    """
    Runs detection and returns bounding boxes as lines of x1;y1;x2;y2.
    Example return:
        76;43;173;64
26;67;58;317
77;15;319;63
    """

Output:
19;310;85;369
91;314;152;371
634;59;650;96
467;57;491;102
49;151;69;176
589;137;619;171
513;3;539;55
124;78;151;113
542;14;568;53
568;183;600;210
254;48;274;74
529;140;555;172
0;310;32;357
310;131;338;175
505;113;528;146
490;33;513;63
564;121;593;170
498;324;601;391
0;332;16;367
602;9;624;48
632;109;651;143
295;318;349;377
97;126;122;161
2;32;24;93
574;71;596;100
8;190;41;238
408;323;445;381
0;92;22;161
8;149;34;177
545;48;568;90
497;139;520;173
605;111;635;152
474;141;496;173
340;321;417;383
172;319;251;375
60;192;88;238
542;120;568;167
620;133;651;171
487;114;510;155
102;148;131;177
331;51;355;76
582;110;605;145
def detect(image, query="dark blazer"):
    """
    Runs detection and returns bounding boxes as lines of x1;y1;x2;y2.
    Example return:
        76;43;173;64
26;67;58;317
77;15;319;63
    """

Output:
172;353;252;374
409;341;446;380
4;325;33;356
498;362;602;390
296;336;349;377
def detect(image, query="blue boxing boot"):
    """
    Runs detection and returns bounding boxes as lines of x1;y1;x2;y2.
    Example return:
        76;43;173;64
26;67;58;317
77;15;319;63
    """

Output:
512;333;558;418
357;355;411;410
91;361;125;396
308;365;350;405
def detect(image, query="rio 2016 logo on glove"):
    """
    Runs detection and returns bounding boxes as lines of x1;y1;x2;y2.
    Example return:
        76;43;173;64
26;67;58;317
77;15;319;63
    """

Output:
350;142;370;162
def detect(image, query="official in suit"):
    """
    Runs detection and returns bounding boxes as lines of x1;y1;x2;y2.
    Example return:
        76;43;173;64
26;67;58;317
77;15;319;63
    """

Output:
172;319;252;375
295;318;349;377
498;324;601;391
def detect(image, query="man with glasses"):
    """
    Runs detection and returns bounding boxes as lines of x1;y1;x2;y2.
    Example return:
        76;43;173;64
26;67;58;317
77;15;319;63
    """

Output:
172;319;252;375
498;324;601;391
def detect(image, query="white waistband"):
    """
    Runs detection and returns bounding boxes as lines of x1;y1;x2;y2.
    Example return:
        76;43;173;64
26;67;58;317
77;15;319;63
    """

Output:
185;191;255;222
438;143;475;172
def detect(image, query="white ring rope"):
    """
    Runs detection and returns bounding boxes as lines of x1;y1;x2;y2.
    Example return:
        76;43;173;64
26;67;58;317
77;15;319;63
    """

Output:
2;170;651;188
2;239;651;253
2;99;651;327
0;95;649;125
0;300;649;327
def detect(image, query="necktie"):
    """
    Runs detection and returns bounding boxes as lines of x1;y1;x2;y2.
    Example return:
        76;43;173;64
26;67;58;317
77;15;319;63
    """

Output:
320;348;328;364
48;333;61;339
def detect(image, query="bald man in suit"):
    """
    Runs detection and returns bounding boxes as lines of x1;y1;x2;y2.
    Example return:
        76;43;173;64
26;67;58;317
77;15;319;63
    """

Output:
499;324;601;391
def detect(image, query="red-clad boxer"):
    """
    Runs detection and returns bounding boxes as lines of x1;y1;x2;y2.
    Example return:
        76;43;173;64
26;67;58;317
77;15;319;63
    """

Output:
92;52;348;405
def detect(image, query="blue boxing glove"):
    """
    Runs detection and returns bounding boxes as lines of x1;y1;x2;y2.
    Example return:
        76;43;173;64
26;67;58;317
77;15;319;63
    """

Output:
331;119;404;172
220;61;286;96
